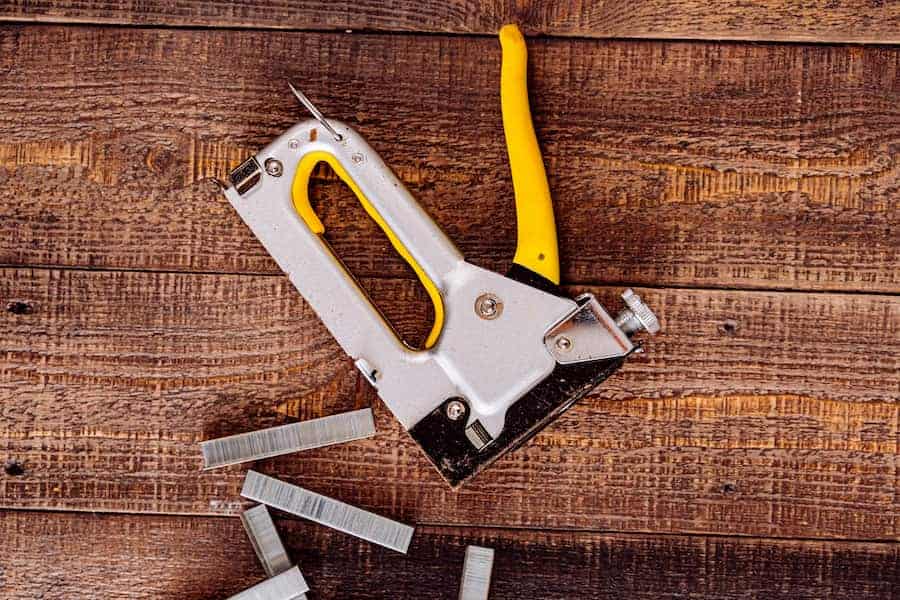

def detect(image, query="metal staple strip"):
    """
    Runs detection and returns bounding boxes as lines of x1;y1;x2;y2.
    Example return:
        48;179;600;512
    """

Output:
241;505;293;578
226;566;309;600
201;408;376;469
458;545;495;600
241;470;415;554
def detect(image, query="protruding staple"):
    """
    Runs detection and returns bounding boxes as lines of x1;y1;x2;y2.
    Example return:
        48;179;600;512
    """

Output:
241;470;414;554
288;82;343;141
225;566;308;600
201;408;376;469
458;545;495;600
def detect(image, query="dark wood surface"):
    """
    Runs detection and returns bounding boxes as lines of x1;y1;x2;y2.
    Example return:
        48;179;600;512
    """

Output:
0;4;898;600
2;0;899;43
2;510;898;600
2;267;897;540
1;27;898;294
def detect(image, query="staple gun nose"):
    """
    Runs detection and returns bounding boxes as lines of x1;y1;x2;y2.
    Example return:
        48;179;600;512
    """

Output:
222;24;659;486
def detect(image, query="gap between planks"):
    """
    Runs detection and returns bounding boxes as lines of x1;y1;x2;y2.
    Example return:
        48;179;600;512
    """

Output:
1;2;899;45
0;263;897;299
0;505;896;547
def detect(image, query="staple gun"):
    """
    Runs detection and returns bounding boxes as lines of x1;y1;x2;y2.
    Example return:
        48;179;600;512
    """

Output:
222;25;659;486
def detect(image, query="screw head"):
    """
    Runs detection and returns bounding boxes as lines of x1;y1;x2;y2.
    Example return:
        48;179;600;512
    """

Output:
555;336;573;352
474;293;503;320
264;158;284;177
288;139;300;149
351;152;365;165
445;400;466;421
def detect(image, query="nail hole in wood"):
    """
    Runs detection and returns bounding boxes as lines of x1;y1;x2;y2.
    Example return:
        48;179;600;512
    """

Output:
720;319;738;336
146;146;174;175
4;460;25;477
6;301;33;315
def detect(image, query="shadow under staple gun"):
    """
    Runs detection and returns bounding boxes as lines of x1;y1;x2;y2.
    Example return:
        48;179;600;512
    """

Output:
222;25;660;487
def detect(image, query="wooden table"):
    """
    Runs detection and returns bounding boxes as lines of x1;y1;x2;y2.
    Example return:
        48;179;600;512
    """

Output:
0;2;898;598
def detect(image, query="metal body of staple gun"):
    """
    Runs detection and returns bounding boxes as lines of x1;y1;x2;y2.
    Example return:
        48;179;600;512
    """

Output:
222;25;660;486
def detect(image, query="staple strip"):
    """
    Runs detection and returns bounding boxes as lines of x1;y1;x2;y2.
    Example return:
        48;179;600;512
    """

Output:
241;470;414;554
458;545;495;600
241;505;293;578
201;408;376;469
226;566;309;600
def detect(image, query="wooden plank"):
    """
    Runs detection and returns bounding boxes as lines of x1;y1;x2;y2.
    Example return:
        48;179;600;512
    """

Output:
0;26;897;293
1;1;899;43
1;267;897;539
0;510;897;599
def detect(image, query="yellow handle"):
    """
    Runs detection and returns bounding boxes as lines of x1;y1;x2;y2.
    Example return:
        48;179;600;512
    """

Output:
499;24;560;285
291;151;445;349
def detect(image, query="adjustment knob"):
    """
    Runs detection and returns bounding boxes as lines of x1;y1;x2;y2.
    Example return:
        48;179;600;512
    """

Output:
615;289;660;335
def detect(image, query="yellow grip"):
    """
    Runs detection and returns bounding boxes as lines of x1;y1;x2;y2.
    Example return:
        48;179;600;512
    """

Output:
291;151;445;349
499;24;560;285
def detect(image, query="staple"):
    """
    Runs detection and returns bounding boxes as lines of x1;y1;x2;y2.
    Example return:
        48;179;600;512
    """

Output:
458;545;495;600
225;566;308;600
241;505;293;578
241;470;414;554
201;408;376;469
288;82;343;141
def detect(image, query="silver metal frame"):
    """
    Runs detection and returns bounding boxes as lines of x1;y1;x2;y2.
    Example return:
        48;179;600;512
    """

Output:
224;119;635;444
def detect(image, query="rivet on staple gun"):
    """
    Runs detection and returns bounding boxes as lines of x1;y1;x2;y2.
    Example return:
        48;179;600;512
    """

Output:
221;24;660;486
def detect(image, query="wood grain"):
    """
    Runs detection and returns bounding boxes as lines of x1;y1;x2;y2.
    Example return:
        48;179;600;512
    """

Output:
0;26;898;293
1;1;899;43
0;4;897;597
1;267;897;539
0;509;897;599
